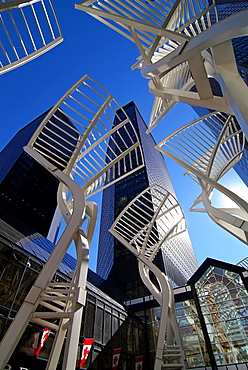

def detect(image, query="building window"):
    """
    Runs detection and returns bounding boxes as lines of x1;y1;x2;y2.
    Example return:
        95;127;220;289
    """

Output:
195;265;248;365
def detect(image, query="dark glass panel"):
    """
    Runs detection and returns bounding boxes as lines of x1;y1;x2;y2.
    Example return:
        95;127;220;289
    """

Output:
95;307;104;343
84;302;95;338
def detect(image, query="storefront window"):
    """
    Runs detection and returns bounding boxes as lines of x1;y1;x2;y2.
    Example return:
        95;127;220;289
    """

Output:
103;312;111;344
195;265;248;365
176;300;208;367
84;302;95;338
95;307;104;343
0;253;25;310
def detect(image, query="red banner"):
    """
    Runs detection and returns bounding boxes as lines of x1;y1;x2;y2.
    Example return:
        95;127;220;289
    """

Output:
31;330;40;354
135;356;143;370
112;347;122;369
33;328;51;356
76;338;94;368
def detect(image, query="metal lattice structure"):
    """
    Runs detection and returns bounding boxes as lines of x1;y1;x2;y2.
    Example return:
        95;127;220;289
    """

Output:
149;62;196;131
155;112;248;244
76;0;214;68
110;184;187;370
75;0;248;138
0;75;144;370
0;0;63;74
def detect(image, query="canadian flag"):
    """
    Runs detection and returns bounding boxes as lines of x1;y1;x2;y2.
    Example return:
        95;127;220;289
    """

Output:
76;338;94;368
135;356;143;370
31;330;40;354
112;348;122;369
34;328;51;356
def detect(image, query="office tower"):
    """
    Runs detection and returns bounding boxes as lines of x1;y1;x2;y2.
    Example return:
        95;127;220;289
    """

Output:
97;101;198;300
0;108;150;369
1;110;247;370
0;109;78;238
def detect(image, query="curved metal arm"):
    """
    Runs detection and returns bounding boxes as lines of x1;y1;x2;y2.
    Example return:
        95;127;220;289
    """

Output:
193;180;248;244
0;147;85;370
0;75;145;370
156;111;248;244
0;0;63;74
110;184;187;370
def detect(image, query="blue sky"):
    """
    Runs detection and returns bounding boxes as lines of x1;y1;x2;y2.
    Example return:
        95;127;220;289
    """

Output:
1;0;248;271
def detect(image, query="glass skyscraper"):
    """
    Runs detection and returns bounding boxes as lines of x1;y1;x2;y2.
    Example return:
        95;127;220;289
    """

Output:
0;109;78;239
97;101;198;300
1;106;248;369
0;110;152;369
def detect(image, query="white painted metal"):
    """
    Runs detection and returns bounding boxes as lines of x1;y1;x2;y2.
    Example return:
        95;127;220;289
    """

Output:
76;0;213;67
0;0;63;74
110;184;187;370
145;10;248;133
155;112;248;244
0;157;85;370
148;63;195;132
0;76;144;370
27;75;144;197
76;0;248;139
75;0;216;129
211;40;248;140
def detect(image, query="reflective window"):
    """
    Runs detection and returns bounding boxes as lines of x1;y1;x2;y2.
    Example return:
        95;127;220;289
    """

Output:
103;311;111;344
175;300;209;368
95;307;104;343
84;302;95;338
195;265;248;365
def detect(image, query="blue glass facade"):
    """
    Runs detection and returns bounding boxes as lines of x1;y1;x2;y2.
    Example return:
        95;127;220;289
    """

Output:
0;104;247;368
97;101;198;298
0;110;49;184
0;109;78;238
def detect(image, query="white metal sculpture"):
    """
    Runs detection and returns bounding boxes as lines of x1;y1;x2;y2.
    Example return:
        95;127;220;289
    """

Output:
149;62;194;131
0;75;144;370
0;0;63;74
110;184;187;370
75;0;248;138
155;111;248;244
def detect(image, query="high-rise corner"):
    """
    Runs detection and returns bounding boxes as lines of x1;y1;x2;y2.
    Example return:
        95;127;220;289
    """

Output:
97;101;198;300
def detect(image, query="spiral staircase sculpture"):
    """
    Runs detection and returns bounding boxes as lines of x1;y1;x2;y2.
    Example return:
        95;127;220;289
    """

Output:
110;184;187;370
0;75;144;370
75;0;248;138
155;111;248;244
0;0;63;74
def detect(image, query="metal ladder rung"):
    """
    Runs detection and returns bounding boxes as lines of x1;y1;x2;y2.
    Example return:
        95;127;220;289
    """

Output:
48;283;77;288
40;295;75;302
38;300;65;312
39;298;68;308
32;312;72;319
162;364;184;368
44;288;76;294
30;318;60;331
